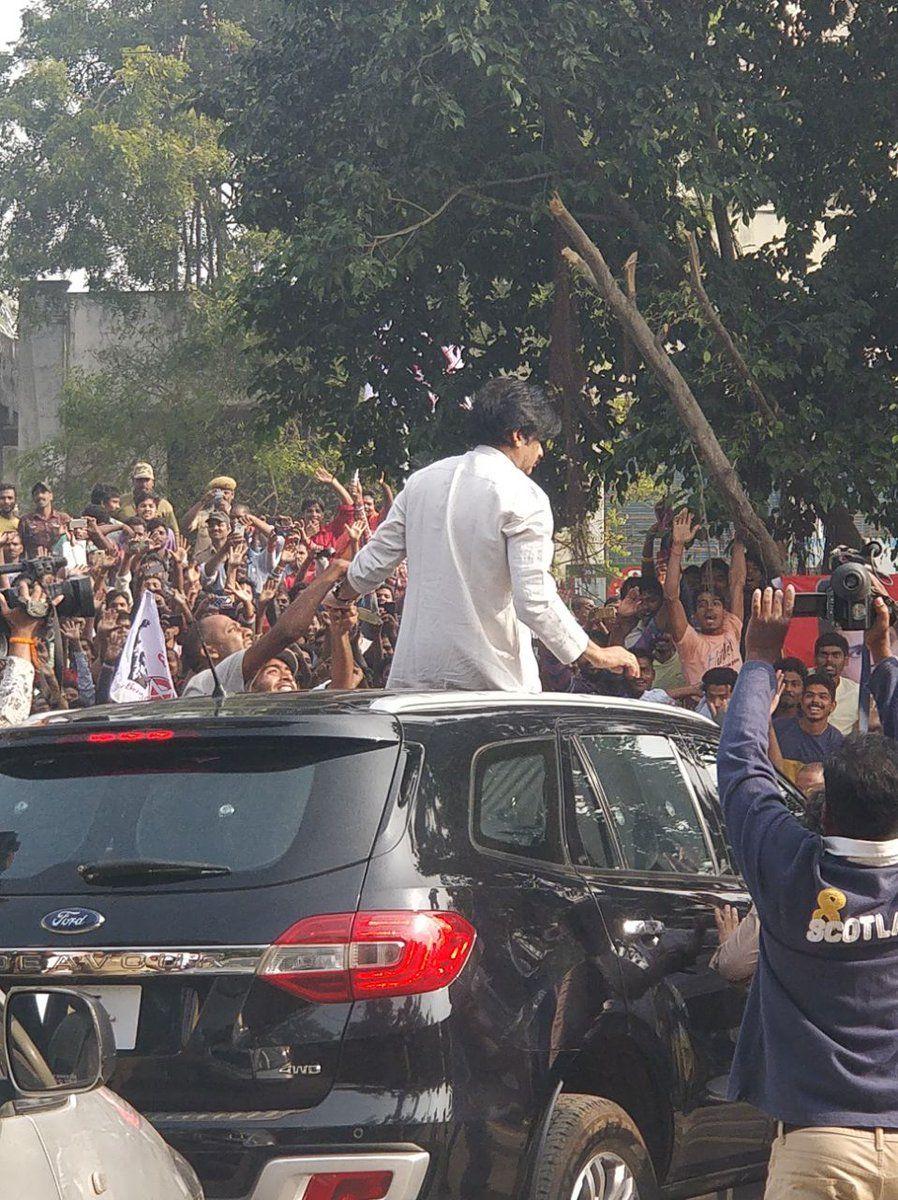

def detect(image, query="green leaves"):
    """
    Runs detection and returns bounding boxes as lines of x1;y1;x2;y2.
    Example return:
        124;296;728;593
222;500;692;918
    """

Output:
0;1;255;289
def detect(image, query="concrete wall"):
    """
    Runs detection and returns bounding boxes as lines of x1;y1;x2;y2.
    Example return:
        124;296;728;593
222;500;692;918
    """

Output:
10;281;184;478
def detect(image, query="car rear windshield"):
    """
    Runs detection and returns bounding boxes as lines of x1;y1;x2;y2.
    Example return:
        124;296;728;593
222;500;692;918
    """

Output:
0;735;400;894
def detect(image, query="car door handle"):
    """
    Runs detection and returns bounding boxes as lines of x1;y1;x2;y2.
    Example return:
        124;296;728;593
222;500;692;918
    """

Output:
621;918;665;940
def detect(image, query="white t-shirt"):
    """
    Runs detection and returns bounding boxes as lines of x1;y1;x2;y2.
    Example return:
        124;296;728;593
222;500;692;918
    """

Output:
831;675;860;735
182;650;247;697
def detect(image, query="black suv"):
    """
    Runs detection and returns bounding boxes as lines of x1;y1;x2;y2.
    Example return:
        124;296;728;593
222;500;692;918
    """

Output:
0;690;772;1200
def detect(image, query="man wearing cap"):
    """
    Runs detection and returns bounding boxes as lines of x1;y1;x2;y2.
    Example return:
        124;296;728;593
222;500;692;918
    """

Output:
119;462;180;534
183;475;237;560
19;482;71;557
196;510;237;583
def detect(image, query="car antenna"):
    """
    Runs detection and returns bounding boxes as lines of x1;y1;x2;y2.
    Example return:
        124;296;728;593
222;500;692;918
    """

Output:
192;619;226;702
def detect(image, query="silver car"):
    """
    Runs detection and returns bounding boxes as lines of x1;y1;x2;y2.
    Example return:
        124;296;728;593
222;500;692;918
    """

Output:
0;985;203;1200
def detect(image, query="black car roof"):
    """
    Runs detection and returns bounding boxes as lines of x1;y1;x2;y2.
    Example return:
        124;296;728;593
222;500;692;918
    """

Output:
14;688;716;741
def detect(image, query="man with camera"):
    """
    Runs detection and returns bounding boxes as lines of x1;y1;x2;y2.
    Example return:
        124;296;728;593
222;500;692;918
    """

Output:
719;585;898;1200
0;579;64;725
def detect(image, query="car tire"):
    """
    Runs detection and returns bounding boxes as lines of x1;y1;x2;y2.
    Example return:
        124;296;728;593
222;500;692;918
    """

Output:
532;1094;658;1200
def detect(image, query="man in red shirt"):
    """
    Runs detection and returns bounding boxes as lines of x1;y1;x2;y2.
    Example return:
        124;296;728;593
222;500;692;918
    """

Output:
19;482;71;556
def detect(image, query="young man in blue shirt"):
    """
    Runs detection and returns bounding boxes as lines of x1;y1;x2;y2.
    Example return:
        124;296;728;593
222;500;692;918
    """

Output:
719;586;898;1200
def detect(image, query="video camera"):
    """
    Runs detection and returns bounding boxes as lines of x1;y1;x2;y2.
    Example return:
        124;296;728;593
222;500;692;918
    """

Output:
792;543;898;632
1;556;96;621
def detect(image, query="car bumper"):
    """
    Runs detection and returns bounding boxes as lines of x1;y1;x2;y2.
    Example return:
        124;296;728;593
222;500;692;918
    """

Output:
237;1151;430;1200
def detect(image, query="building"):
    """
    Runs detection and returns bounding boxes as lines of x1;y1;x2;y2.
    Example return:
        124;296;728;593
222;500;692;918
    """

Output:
0;281;183;479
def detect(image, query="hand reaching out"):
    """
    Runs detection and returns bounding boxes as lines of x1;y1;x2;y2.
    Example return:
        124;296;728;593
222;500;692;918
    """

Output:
744;586;795;665
616;587;642;619
714;904;741;946
671;510;699;547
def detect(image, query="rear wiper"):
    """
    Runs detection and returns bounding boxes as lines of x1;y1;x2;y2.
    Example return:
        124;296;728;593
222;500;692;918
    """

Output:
78;860;232;886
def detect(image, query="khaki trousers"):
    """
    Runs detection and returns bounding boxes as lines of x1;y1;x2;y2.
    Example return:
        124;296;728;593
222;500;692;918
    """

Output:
766;1124;898;1200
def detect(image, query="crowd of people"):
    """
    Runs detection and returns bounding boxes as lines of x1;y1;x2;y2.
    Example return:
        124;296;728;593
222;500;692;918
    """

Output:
0;462;402;719
0;447;873;764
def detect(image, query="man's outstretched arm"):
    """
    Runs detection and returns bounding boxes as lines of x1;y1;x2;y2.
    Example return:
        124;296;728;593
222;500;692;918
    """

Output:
867;597;898;740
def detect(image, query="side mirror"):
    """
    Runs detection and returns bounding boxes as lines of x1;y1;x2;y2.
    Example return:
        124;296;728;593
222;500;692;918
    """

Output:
3;987;116;1098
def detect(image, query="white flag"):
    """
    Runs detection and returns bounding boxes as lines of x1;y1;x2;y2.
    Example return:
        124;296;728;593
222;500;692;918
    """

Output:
110;591;177;703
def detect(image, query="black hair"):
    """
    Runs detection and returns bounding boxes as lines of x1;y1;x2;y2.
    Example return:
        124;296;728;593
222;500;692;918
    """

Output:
136;491;161;505
702;667;738;690
146;517;167;533
695;587;727;605
105;590;131;609
31;481;51;496
90;482;118;505
815;631;850;656
81;503;107;520
179;623;206;673
468;377;561;448
805;670;837;700
776;656;808;682
302;497;324;512
0;483;16;495
124;515;146;530
620;575;642;597
639;578;663;599
825;734;898;839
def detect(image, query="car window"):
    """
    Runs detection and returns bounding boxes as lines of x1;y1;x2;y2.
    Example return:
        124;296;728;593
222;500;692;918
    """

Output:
565;742;617;869
682;737;804;875
472;740;561;862
0;737;400;892
578;734;715;875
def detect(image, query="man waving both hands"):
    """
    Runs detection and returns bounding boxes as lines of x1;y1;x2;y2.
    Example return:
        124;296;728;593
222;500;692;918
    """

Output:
718;583;898;1200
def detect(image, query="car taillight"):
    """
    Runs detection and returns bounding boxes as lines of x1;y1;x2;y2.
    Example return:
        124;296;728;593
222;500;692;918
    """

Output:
305;1172;393;1200
86;729;175;744
258;910;476;1003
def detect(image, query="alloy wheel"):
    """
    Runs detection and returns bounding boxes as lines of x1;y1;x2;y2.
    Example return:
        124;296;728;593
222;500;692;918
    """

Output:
572;1152;638;1200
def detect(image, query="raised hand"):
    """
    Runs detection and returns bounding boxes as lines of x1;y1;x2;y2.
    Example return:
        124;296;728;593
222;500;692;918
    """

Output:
314;466;335;485
744;585;795;665
61;617;85;643
671;509;699;547
259;574;282;605
616;587;642;619
714;904;741;946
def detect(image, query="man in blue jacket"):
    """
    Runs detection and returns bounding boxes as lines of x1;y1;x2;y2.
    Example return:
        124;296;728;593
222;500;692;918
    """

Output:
719;585;898;1200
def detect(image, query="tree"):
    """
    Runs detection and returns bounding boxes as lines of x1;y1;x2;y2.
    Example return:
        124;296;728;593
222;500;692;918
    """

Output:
0;0;258;289
221;0;898;547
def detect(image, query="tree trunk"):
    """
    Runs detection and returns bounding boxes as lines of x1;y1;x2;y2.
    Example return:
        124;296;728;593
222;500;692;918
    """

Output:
549;230;589;535
550;194;786;577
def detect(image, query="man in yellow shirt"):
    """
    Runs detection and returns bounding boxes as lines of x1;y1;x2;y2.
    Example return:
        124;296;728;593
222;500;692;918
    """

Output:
0;483;19;536
119;462;179;534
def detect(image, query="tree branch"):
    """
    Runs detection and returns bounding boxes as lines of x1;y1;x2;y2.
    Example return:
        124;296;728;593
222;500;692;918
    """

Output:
367;173;551;251
685;232;780;425
550;194;785;576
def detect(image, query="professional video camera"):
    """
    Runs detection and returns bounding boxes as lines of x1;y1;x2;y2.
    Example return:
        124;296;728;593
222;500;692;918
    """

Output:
0;556;95;621
792;543;898;632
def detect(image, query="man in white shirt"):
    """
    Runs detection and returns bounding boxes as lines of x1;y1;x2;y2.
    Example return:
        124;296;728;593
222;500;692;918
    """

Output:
815;631;861;734
331;378;639;691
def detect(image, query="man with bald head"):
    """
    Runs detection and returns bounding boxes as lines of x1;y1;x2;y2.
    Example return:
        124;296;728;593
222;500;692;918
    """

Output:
181;558;347;696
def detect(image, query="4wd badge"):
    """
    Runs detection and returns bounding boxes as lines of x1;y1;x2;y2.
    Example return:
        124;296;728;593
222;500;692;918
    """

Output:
40;908;106;935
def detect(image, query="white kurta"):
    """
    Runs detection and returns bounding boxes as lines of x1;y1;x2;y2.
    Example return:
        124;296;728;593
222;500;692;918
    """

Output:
346;446;588;692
